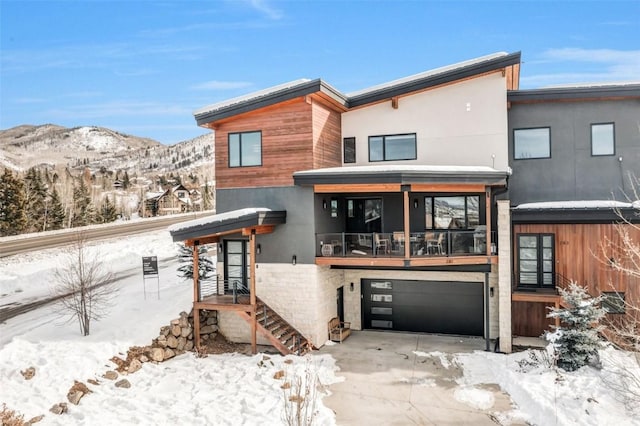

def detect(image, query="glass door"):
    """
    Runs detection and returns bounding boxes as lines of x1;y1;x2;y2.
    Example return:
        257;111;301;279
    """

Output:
224;240;250;293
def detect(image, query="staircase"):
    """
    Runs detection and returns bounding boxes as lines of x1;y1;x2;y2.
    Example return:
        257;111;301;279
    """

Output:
236;297;313;356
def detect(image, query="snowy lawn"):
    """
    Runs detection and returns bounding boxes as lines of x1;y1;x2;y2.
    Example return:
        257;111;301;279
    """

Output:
1;230;638;425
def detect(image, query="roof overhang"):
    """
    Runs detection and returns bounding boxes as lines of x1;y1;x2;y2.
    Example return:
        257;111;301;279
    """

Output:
293;165;509;187
168;208;286;243
194;79;347;126
508;84;640;103
512;207;639;224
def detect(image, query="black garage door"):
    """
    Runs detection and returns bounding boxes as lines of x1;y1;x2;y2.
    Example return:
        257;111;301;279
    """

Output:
362;279;484;336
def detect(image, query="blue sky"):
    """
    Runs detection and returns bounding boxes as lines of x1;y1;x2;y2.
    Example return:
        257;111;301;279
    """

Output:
1;0;639;145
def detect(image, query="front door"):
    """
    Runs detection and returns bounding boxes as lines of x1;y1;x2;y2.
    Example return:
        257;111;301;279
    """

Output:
337;286;345;322
224;240;250;293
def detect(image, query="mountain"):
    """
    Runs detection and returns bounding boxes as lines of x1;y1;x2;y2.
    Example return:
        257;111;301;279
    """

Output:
0;124;214;177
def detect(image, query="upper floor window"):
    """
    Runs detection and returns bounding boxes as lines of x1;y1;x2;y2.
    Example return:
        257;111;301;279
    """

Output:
369;133;416;162
514;127;550;159
425;195;480;229
591;123;615;156
343;137;356;163
229;131;262;167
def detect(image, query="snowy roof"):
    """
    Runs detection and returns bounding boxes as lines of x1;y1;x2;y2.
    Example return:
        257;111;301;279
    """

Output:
294;165;509;186
346;52;510;97
514;200;638;210
168;208;286;242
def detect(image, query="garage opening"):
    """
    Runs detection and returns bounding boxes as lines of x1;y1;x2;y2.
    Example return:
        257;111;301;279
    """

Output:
362;279;484;336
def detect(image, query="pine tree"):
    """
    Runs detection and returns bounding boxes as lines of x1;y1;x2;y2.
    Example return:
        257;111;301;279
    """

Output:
0;169;27;236
48;187;66;230
99;196;118;223
71;178;93;227
176;244;216;281
23;167;47;232
547;282;606;371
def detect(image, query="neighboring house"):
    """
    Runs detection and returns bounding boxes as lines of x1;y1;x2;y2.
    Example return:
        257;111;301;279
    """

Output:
143;184;193;217
506;83;640;337
169;52;522;354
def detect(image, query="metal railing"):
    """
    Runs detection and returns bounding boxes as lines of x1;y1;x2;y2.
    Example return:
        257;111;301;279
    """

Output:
316;230;497;258
198;276;250;303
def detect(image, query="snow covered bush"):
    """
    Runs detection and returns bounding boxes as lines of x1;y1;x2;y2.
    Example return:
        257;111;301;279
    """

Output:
547;282;606;372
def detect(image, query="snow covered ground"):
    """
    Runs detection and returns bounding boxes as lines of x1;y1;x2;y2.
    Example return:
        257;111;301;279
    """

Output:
1;230;638;425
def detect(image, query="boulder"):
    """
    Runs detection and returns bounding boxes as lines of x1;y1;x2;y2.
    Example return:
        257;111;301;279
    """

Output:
200;325;216;335
21;366;36;380
171;325;181;337
181;326;192;338
176;337;186;351
149;348;164;362
115;379;131;389
160;326;171;336
178;316;189;328
67;390;84;405
103;370;118;380
128;359;142;374
184;340;194;352
206;316;217;326
170;319;180;326
49;403;68;415
163;348;175;360
166;335;178;349
156;335;168;348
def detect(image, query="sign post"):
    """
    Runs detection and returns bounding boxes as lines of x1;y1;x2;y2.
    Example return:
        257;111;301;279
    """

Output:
142;256;160;299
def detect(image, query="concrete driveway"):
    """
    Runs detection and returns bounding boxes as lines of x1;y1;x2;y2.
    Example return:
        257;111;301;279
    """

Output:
320;331;521;425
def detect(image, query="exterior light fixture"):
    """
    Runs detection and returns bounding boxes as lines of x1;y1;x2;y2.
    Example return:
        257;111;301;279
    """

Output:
323;199;327;209
414;199;419;209
350;282;354;292
256;244;261;255
292;255;297;265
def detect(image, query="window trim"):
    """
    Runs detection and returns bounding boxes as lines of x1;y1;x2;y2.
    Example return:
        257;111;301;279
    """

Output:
368;133;417;162
228;130;262;168
516;233;555;289
590;122;615;157
513;127;551;160
343;137;356;164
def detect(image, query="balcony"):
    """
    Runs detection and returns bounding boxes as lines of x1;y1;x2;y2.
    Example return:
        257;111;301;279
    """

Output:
315;230;496;266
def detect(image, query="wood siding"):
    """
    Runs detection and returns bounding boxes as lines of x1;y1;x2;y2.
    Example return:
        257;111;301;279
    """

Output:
214;97;343;189
512;222;640;336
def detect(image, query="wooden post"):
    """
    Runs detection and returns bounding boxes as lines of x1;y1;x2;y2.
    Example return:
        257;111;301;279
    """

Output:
403;190;410;259
193;240;201;350
250;230;257;354
485;189;492;256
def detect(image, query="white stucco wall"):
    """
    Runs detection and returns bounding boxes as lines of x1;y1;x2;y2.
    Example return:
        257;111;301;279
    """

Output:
342;72;509;170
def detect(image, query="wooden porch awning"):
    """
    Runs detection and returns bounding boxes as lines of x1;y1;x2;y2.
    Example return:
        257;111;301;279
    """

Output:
168;208;286;244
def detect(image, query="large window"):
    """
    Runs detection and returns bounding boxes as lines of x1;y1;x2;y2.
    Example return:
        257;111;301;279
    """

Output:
425;195;480;229
343;137;356;163
369;133;416;162
591;123;615;156
228;131;262;167
514;127;550;159
517;234;554;288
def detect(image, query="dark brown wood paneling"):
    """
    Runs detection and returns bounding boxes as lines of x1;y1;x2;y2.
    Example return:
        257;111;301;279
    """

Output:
512;301;555;337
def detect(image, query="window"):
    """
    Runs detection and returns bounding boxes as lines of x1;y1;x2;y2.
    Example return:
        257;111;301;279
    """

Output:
517;234;554;288
343;137;356;163
228;131;261;167
591;123;615;156
369;133;416;162
602;292;625;314
514;127;550;159
425;195;480;229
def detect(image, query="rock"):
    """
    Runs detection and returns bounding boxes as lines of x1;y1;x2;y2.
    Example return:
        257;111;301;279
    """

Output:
49;403;68;415
170;319;180;326
167;335;178;349
273;370;285;380
128;359;142;374
103;370;118;380
171;325;181;337
160;326;171;336
206;316;217;326
67;390;84;405
140;355;149;363
263;355;271;361
177;337;186;351
200;325;216;334
21;366;36;380
181;326;192;338
184;340;194;352
87;379;99;386
115;379;131;389
178;316;189;328
157;335;168;348
164;348;175;360
26;414;45;424
149;347;164;362
188;332;193;340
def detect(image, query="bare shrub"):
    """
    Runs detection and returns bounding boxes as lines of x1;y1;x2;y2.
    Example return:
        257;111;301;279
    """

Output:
281;361;320;426
51;232;117;336
0;404;26;426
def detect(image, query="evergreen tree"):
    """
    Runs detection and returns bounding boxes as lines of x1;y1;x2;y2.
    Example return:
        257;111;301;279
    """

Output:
176;244;216;281
47;187;66;230
23;167;47;232
71;178;93;227
99;196;118;223
547;282;606;371
0;169;27;236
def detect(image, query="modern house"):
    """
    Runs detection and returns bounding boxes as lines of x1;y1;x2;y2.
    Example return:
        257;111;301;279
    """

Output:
169;52;522;354
506;83;640;337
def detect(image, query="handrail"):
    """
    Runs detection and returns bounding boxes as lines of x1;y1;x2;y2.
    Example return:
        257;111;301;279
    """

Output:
198;275;250;303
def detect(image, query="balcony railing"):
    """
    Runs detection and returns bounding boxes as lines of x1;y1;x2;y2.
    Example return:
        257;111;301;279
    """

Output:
198;276;250;303
316;231;497;258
